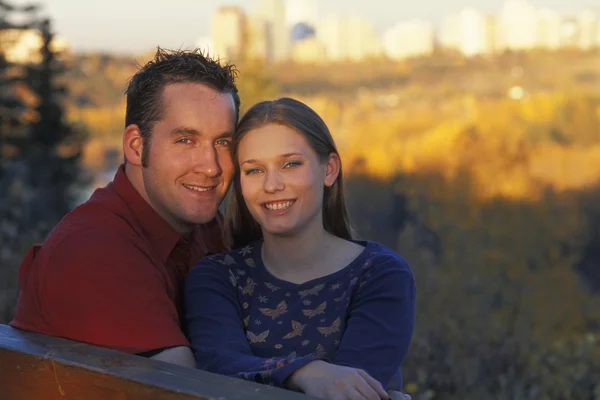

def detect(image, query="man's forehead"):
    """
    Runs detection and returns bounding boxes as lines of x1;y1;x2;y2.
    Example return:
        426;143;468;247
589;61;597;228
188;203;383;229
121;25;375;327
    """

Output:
161;82;232;104
160;84;236;121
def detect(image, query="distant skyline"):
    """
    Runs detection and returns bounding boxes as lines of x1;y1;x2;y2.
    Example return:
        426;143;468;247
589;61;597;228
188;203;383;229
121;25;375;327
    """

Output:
10;0;598;53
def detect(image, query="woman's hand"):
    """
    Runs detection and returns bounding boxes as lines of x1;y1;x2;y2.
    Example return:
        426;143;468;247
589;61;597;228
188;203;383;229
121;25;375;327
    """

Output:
286;360;389;400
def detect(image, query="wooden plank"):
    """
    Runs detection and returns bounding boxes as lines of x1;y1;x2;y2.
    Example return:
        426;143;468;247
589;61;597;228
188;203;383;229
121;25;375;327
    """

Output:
0;324;311;400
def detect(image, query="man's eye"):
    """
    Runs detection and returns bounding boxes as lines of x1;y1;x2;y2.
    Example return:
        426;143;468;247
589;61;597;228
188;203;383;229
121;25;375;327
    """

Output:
177;138;193;144
283;161;302;168
216;139;231;147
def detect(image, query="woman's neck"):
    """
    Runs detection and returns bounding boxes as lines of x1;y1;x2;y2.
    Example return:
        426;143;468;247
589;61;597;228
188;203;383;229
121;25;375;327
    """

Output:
261;223;340;284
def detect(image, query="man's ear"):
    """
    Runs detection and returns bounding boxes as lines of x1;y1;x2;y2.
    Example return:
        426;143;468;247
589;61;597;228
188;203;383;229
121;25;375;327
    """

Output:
123;124;143;166
323;152;340;188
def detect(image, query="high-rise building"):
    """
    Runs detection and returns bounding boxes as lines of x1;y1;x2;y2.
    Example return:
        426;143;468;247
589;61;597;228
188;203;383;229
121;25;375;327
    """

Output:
485;15;503;54
576;9;599;50
317;15;381;62
597;16;600;47
536;9;562;50
211;6;245;61
560;16;579;48
255;0;289;62
383;20;434;59
246;18;270;61
499;0;537;51
439;13;460;51
439;9;492;56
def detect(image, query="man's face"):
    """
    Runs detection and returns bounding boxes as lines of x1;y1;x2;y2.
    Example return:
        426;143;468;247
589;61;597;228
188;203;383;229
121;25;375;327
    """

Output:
141;82;236;234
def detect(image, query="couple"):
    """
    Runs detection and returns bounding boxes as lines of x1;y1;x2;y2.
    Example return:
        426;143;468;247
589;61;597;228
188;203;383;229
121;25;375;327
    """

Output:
10;48;416;400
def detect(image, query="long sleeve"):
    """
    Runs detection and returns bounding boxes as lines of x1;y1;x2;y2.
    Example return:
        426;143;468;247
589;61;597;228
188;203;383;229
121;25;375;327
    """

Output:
332;256;416;389
184;259;319;387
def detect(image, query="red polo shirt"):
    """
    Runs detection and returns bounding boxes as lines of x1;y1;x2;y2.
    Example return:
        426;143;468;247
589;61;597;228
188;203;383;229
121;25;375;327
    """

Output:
10;164;227;354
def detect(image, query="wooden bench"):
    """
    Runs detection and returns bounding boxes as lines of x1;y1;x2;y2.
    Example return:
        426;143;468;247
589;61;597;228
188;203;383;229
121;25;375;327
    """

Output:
0;324;311;399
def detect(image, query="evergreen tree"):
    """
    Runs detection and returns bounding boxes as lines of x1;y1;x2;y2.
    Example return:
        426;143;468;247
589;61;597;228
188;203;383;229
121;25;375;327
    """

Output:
0;3;86;322
0;0;36;323
24;17;86;226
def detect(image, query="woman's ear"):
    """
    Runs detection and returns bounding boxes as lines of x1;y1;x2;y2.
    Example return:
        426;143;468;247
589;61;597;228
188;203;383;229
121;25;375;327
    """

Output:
123;124;144;166
323;152;340;187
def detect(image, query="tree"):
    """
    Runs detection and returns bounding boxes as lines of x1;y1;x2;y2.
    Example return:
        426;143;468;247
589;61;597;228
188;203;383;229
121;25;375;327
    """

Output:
23;17;87;224
0;6;86;323
0;0;39;323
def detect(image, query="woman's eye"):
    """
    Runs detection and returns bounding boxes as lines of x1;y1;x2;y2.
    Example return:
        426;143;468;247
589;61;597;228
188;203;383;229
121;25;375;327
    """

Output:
244;168;261;175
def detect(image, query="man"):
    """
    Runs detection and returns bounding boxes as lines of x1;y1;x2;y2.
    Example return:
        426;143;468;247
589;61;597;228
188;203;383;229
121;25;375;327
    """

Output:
10;48;240;367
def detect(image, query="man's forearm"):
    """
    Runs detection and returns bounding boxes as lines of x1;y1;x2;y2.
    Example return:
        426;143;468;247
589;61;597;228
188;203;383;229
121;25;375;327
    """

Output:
150;346;196;368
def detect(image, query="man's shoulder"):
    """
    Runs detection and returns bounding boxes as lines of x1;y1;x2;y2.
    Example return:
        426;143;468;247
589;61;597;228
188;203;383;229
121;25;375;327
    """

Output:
39;188;146;263
53;185;136;237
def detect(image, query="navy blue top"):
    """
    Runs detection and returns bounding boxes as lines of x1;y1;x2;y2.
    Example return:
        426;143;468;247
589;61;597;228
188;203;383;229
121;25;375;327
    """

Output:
184;240;416;390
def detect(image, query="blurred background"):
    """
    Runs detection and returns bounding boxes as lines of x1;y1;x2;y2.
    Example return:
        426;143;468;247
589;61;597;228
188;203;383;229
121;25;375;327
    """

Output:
1;0;600;398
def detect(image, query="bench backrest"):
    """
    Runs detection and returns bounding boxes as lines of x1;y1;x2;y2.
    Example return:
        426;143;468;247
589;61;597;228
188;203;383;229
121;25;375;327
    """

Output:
0;324;310;399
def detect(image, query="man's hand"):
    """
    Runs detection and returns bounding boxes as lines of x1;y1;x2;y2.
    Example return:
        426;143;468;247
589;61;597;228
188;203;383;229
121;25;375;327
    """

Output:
286;360;389;400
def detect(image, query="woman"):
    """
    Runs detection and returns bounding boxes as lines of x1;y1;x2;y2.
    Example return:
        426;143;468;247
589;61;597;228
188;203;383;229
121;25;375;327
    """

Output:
184;98;416;400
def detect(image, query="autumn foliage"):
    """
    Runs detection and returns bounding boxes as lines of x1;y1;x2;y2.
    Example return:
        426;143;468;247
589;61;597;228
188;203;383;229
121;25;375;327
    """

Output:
3;46;600;398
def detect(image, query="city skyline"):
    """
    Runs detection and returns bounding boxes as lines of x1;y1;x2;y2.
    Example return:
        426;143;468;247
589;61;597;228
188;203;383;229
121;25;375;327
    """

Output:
9;0;599;53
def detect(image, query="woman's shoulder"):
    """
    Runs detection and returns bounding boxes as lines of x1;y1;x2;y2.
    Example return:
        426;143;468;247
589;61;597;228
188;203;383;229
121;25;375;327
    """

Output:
358;240;412;272
193;242;260;270
349;241;416;295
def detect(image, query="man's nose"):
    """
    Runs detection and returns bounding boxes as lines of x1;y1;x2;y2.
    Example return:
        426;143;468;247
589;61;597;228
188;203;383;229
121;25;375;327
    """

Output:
192;144;222;178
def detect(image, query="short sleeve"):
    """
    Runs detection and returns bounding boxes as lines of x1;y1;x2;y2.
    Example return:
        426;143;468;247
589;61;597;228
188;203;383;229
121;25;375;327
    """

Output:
40;229;187;354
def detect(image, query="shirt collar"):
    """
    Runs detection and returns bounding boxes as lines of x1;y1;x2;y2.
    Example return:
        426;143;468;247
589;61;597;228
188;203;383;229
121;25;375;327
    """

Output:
110;164;183;263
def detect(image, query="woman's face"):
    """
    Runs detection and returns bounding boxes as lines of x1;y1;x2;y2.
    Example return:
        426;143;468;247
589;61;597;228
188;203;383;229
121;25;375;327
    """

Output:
236;123;338;238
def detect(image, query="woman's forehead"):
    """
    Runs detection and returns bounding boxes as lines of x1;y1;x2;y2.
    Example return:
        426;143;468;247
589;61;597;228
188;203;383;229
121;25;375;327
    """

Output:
238;124;313;156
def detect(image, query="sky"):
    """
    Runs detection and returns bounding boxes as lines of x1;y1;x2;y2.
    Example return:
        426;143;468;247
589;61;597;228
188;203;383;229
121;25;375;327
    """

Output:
10;0;597;54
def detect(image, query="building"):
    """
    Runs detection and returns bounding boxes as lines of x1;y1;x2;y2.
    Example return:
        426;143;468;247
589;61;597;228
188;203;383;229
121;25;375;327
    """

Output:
210;6;245;61
317;15;381;62
440;9;492;56
536;9;562;50
383;20;434;59
576;9;599;50
245;17;270;61
254;0;289;62
498;0;537;51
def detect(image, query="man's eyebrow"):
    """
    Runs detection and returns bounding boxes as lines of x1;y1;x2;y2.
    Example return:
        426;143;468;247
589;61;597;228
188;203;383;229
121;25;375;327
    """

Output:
169;127;233;139
216;131;234;139
169;126;200;136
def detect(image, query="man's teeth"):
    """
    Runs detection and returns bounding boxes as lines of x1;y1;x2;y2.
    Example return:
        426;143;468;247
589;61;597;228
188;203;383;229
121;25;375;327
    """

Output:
265;201;294;211
183;184;212;192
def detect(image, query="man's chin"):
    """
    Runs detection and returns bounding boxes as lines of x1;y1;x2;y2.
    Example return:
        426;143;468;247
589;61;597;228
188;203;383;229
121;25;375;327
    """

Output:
187;211;219;225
